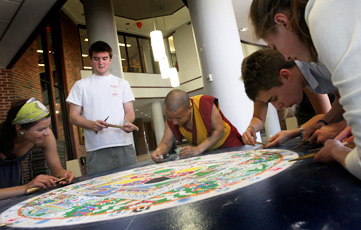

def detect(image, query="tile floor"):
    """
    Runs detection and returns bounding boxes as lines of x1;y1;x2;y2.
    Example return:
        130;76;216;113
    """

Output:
136;151;153;162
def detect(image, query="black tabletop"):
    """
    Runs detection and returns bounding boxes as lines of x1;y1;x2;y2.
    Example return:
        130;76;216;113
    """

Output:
1;138;361;230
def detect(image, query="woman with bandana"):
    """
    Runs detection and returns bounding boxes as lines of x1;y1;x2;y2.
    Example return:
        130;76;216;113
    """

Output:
0;98;74;200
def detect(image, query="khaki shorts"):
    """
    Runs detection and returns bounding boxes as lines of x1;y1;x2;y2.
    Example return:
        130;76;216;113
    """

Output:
87;145;137;175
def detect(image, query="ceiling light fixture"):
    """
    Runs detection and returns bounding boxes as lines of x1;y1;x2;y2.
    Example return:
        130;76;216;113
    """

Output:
150;30;167;61
149;0;173;81
169;68;179;87
159;57;170;79
119;43;131;47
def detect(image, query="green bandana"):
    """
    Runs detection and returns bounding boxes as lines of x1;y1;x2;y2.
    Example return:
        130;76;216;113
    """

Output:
12;98;50;125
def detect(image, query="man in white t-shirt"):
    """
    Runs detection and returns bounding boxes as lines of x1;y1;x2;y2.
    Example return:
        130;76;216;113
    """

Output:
66;41;139;175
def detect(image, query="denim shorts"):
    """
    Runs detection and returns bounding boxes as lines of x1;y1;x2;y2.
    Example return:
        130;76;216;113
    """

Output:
87;145;137;175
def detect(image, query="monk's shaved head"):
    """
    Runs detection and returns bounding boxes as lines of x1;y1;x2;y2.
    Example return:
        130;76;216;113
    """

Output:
164;89;190;112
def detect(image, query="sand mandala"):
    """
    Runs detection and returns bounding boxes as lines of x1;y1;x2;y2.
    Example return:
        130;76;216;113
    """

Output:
0;149;298;228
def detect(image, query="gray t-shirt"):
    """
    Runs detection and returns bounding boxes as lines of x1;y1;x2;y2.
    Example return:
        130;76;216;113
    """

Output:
295;61;338;94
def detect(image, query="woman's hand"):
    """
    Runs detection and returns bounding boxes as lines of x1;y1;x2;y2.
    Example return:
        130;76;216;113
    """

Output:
26;174;59;190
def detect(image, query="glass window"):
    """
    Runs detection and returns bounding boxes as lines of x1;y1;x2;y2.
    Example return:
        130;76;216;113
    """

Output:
125;36;142;73
54;87;65;142
46;27;58;85
37;20;74;160
167;35;178;71
118;35;129;72
79;27;159;74
36;36;47;81
79;27;91;69
139;38;154;73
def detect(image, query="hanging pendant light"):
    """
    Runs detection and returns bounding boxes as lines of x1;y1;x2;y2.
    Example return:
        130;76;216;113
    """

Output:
159;57;170;79
150;30;167;61
149;0;178;85
169;67;179;87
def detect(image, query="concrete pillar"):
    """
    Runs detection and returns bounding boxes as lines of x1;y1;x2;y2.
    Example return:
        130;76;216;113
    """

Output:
187;0;253;134
83;0;123;77
151;101;165;145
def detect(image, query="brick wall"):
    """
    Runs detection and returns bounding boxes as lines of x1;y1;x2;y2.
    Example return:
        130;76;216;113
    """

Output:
59;11;87;175
0;40;42;183
15;41;42;183
0;69;14;121
12;41;42;100
0;12;88;180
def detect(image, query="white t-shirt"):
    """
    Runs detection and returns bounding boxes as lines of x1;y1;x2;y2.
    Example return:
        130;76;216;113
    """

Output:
66;74;135;151
306;0;361;179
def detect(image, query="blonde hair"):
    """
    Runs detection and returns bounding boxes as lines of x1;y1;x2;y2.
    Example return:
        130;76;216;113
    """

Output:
249;0;318;61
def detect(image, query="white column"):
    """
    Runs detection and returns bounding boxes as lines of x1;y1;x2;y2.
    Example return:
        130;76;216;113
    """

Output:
83;0;123;77
187;0;253;134
264;104;281;139
151;101;165;146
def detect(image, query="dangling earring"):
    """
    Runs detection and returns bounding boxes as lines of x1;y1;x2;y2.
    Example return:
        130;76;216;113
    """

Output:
20;132;24;135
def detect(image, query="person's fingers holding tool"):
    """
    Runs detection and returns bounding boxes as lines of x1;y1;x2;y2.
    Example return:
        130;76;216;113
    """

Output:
59;172;75;185
151;149;164;163
30;175;59;189
95;116;109;133
122;121;139;133
304;122;324;142
242;126;256;145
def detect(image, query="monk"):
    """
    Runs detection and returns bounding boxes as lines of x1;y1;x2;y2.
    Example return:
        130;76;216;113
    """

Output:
151;89;243;162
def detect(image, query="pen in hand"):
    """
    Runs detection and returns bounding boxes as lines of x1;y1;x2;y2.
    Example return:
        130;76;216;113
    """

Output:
95;116;109;134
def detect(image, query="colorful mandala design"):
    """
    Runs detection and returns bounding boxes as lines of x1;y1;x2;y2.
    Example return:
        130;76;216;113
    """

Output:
0;149;297;228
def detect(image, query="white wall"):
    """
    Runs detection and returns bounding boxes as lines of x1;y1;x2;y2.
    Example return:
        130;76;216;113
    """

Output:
172;22;203;84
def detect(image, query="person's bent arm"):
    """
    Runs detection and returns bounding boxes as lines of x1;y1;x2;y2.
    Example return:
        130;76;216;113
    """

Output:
309;120;347;144
266;91;331;148
39;129;74;184
0;185;29;200
304;92;344;140
68;103;107;132
243;101;268;145
151;122;176;163
315;139;350;167
122;101;139;133
265;113;325;148
179;104;224;157
304;87;331;114
0;174;60;200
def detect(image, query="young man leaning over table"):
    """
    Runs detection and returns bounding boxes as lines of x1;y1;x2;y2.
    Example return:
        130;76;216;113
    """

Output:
241;48;351;149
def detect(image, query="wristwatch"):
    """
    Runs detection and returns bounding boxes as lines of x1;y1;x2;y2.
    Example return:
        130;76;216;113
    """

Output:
299;126;305;139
